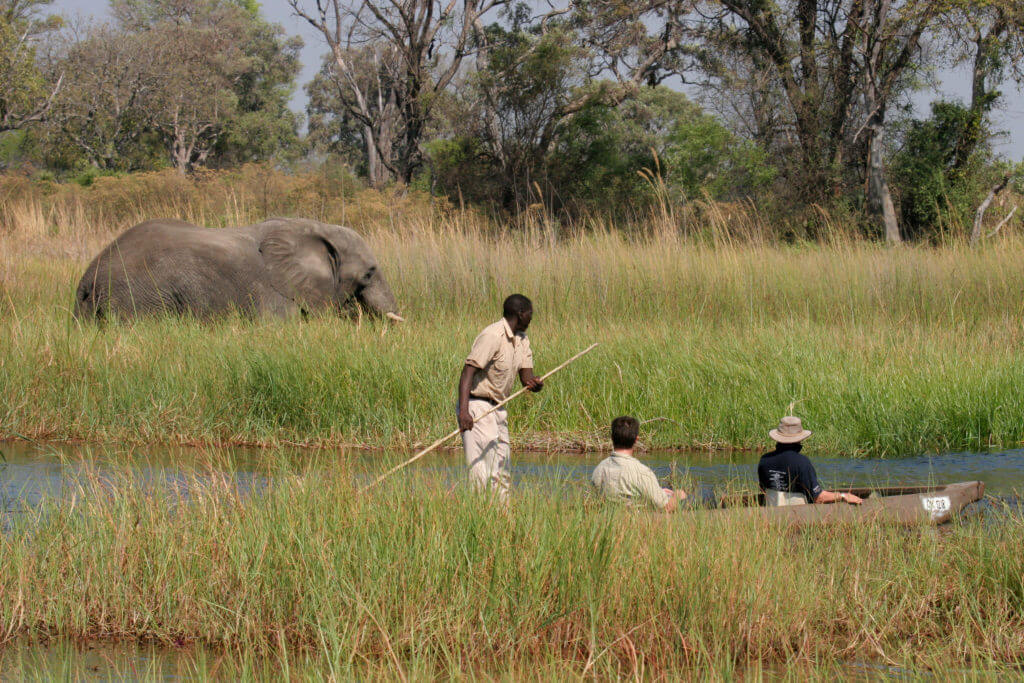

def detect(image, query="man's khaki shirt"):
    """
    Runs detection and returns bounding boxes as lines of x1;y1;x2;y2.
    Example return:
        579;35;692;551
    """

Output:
465;318;534;403
591;451;670;510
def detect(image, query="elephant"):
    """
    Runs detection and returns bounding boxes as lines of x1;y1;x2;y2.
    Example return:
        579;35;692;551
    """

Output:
74;217;403;322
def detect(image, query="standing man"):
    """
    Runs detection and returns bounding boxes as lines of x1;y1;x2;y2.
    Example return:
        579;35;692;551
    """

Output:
457;294;543;501
758;416;863;506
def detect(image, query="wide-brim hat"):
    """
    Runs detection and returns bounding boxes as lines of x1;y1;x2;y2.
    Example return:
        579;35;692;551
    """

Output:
769;416;812;444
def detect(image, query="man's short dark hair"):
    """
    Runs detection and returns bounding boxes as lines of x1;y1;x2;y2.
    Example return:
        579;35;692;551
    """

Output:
503;294;532;318
611;416;639;450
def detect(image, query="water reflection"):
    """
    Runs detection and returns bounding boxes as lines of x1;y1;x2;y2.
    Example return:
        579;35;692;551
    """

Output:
0;442;268;522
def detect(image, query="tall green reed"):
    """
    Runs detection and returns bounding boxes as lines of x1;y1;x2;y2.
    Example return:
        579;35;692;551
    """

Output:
3;233;1024;454
0;456;1021;676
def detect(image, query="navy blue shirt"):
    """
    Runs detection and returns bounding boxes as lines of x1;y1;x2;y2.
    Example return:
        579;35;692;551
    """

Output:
757;446;823;502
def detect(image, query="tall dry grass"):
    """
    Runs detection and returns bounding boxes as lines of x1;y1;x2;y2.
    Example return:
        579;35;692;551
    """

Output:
3;163;962;251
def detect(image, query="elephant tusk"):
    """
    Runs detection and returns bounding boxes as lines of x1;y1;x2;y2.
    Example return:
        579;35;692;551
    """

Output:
385;312;405;323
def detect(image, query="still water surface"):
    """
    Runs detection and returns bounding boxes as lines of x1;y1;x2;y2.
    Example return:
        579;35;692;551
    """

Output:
4;440;1024;514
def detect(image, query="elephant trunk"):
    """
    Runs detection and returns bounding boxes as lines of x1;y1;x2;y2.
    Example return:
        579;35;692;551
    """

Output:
359;272;402;320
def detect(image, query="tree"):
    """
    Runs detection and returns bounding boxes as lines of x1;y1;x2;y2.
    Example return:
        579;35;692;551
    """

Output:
890;100;993;238
0;0;62;134
305;54;371;170
150;18;248;171
470;21;590;208
210;3;305;164
547;86;774;213
433;1;699;209
39;23;165;171
40;0;302;173
489;0;701;174
114;0;262;172
289;0;507;187
937;1;1024;170
698;0;944;241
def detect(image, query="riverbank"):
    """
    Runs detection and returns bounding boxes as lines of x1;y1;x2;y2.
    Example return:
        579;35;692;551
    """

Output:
0;454;1021;677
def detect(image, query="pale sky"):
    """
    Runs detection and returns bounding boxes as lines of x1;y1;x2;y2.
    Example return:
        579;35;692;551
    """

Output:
51;0;1024;160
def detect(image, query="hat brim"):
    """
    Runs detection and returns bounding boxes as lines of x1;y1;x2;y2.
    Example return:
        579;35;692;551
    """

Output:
769;428;812;444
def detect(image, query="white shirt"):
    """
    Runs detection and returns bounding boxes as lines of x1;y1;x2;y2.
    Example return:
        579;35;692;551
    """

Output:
591;450;670;510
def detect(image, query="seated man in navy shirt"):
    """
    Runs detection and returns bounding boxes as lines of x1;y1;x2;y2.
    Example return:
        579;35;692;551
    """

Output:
757;416;863;506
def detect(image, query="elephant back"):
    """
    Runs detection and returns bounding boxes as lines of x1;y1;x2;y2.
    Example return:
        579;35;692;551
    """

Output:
75;219;201;320
75;219;266;320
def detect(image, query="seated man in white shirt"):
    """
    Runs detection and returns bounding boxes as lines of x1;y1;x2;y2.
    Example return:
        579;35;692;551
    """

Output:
591;416;688;512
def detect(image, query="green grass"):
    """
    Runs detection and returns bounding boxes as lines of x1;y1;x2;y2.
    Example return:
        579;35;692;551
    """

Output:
0;451;1021;677
3;229;1024;455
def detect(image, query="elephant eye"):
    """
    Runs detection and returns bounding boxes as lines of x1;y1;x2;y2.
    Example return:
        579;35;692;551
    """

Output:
362;266;376;282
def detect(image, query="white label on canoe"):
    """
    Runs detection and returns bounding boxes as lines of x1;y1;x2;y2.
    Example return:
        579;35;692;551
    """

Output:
921;495;951;519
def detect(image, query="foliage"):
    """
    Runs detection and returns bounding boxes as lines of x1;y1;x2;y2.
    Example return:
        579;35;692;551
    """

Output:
0;127;26;166
418;136;494;201
35;24;168;172
2;169;1024;454
304;55;371;173
0;0;1022;240
421;22;587;209
663;105;776;202
211;9;304;165
0;0;60;134
290;0;504;187
549;86;776;213
890;100;993;238
0;451;1023;676
34;0;301;174
426;82;777;217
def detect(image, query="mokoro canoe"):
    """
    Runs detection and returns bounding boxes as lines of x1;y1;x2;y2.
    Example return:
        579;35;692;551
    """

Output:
717;484;957;509
703;481;985;527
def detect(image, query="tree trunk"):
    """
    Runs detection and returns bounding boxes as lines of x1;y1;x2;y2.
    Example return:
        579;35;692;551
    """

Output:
866;122;900;243
172;129;191;174
970;173;1011;246
363;125;387;188
863;61;900;243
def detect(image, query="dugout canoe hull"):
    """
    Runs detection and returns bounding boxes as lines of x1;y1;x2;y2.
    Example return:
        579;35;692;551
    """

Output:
706;481;985;527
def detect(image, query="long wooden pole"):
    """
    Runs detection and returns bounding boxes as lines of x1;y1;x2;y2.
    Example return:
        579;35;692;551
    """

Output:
360;343;599;493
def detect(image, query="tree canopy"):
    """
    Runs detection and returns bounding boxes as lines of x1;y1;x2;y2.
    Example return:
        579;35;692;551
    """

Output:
1;0;1021;241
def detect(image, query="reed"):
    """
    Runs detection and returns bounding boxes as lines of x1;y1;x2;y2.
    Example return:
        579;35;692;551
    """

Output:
2;168;1024;455
0;452;1021;677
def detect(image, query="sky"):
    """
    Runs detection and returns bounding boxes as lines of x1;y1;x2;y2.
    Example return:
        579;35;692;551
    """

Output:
51;0;1024;160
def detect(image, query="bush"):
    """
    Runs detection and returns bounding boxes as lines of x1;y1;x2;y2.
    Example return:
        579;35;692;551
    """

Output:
548;87;777;218
890;101;992;239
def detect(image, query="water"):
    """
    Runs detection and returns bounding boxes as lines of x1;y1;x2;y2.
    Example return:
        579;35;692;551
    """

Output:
0;641;209;681
0;442;268;523
4;441;1024;519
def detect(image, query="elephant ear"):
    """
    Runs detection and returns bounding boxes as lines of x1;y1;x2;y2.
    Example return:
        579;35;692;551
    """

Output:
258;227;338;308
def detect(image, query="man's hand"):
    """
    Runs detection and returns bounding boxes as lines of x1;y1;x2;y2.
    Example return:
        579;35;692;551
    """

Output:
842;492;864;505
665;488;688;501
458;409;474;433
520;368;543;392
662;488;687;512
